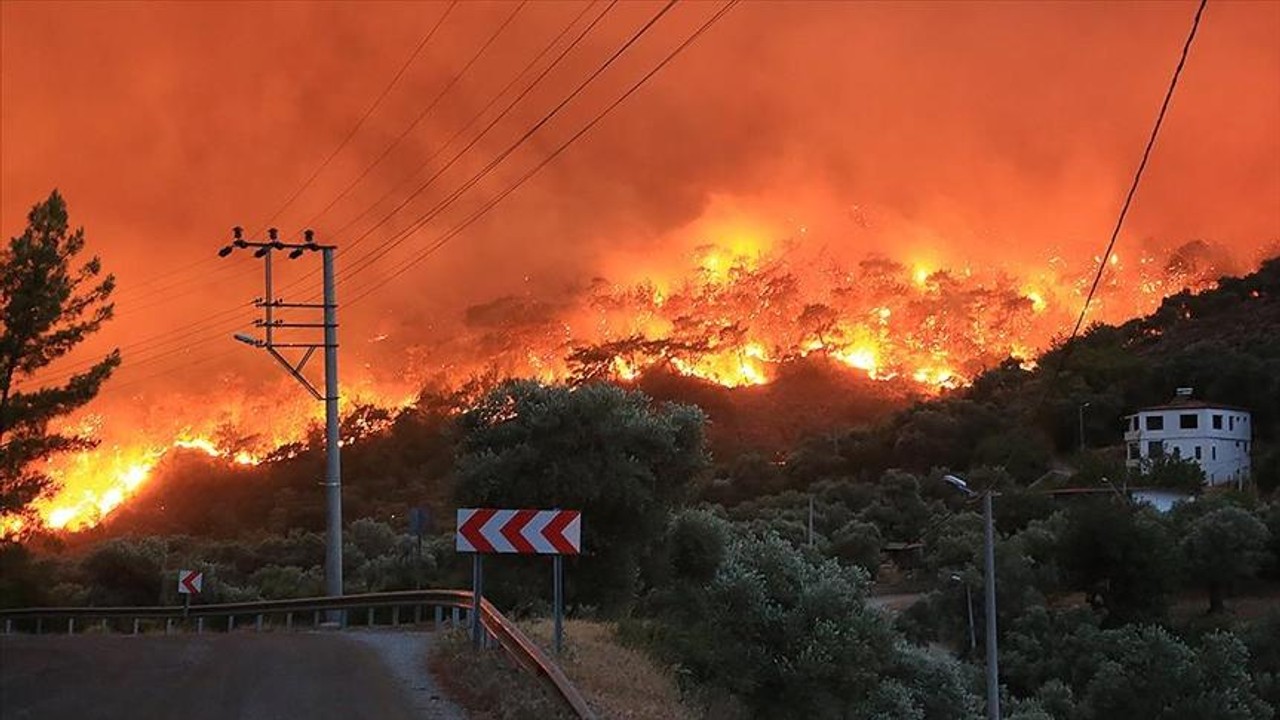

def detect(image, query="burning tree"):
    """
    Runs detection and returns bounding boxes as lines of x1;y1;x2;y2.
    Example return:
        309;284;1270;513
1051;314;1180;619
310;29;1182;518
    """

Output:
0;191;119;524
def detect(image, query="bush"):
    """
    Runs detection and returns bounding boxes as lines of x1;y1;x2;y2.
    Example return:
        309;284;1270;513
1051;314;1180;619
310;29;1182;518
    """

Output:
648;518;978;719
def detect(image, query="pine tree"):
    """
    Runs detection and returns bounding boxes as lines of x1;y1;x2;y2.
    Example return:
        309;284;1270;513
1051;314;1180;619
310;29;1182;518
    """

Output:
0;190;120;520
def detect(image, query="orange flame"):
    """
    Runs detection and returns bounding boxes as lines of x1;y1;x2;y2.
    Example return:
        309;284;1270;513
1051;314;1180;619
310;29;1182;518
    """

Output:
11;222;1239;534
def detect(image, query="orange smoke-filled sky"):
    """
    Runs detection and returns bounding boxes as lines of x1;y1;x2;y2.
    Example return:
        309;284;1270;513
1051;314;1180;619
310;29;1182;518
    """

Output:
2;0;1279;402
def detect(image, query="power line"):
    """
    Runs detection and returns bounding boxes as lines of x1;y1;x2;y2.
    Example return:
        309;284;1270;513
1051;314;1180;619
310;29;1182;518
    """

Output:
73;2;601;379
24;305;251;388
104;5;458;307
30;0;723;394
252;1;459;235
1044;0;1207;388
20;4;481;383
96;347;243;397
295;1;528;234
318;0;609;262
275;0;619;302
345;0;740;305
332;0;677;291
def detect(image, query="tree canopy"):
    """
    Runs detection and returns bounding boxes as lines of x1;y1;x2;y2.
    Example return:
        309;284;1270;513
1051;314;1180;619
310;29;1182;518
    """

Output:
1;191;119;521
453;380;708;606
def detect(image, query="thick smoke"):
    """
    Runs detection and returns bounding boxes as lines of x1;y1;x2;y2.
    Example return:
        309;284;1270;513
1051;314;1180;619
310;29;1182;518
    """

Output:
1;2;1277;482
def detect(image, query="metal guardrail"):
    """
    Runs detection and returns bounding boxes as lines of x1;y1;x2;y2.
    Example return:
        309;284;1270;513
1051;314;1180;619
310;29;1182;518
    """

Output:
0;590;596;720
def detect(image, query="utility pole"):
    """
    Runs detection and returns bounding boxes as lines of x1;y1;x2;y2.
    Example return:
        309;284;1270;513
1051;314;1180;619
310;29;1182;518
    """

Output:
1078;401;1090;454
981;489;999;720
220;227;343;617
944;474;1000;720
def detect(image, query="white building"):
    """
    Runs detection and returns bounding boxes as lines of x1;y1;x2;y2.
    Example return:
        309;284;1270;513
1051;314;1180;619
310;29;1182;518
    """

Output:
1123;388;1251;486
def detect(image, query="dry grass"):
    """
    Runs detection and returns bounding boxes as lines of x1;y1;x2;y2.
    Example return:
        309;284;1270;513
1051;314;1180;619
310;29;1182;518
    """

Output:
428;628;572;720
521;619;698;720
430;617;696;717
429;619;698;720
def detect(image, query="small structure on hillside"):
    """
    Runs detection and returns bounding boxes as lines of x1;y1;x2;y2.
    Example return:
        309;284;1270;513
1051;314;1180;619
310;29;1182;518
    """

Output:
1123;387;1252;486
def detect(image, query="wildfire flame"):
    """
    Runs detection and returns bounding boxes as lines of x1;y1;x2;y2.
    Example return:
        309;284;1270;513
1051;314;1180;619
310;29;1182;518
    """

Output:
10;225;1240;534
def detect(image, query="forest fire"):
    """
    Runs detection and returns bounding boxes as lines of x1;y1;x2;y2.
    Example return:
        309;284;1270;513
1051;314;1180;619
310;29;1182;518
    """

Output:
3;1;1274;536
39;436;258;531
19;232;1240;534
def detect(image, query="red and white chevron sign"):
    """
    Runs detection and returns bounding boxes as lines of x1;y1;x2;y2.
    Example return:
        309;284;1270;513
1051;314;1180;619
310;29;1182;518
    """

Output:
455;509;582;555
177;570;203;595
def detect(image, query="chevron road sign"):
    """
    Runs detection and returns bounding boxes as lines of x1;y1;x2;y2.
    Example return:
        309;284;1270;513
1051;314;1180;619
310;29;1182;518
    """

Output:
455;508;582;555
457;508;582;654
177;570;203;595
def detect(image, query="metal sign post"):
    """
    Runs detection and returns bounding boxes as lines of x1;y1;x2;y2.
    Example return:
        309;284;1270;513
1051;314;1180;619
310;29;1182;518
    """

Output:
553;555;564;654
456;508;581;654
471;554;484;649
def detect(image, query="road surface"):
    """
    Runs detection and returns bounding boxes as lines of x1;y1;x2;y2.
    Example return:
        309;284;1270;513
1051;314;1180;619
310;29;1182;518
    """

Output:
0;630;464;720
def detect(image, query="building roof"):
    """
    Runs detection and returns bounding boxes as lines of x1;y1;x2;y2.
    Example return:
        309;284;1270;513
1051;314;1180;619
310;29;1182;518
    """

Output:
1132;399;1251;413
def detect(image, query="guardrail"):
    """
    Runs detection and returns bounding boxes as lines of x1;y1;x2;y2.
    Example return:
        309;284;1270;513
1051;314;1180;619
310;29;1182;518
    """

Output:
0;590;596;720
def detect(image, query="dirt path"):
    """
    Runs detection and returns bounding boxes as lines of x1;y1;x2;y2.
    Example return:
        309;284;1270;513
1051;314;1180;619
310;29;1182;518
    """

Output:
0;631;464;720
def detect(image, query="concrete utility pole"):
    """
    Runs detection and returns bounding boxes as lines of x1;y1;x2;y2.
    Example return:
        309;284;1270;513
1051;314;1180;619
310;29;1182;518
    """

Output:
221;227;343;614
1078;401;1090;454
943;474;1000;720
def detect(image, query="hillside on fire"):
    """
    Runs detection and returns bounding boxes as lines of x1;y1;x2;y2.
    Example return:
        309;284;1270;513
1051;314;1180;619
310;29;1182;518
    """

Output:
5;257;1279;717
5;0;1280;715
47;254;1277;539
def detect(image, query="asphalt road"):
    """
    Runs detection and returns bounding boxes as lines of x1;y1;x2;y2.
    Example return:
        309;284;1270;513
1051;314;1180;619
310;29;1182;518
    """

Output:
0;631;462;720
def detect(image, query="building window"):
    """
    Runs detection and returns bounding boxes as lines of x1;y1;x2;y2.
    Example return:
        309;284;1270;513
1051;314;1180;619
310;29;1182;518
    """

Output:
1213;414;1222;429
1212;446;1217;460
1195;446;1202;460
1146;415;1164;431
1180;414;1198;429
1148;441;1164;458
1172;446;1182;459
1230;417;1235;431
1128;443;1140;460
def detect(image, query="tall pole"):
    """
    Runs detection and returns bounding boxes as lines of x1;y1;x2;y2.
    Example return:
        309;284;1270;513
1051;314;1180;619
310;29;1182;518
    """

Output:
322;247;344;613
1078;402;1089;454
220;227;343;619
965;583;976;653
983;491;1000;720
553;555;564;654
471;555;483;649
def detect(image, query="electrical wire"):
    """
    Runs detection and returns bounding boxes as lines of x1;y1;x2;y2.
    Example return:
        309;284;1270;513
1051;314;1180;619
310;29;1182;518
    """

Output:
294;1;528;235
268;0;616;300
319;0;610;261
28;0;728;394
329;0;679;293
1042;0;1208;390
21;3;500;384
24;2;606;390
251;1;459;235
102;4;458;307
345;0;740;305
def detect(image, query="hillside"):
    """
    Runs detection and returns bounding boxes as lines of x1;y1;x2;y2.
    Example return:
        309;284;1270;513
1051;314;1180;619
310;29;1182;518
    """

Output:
73;256;1280;541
